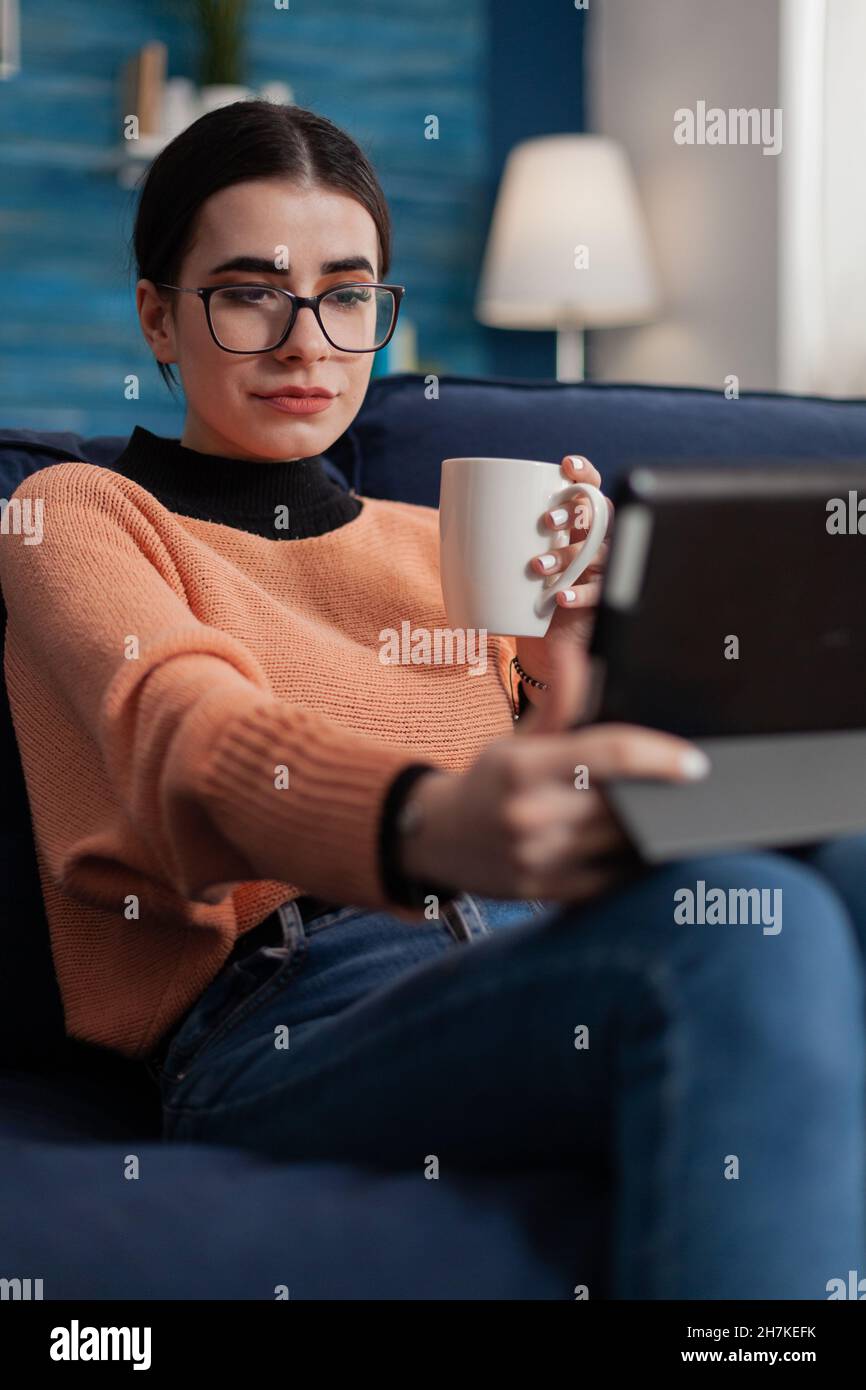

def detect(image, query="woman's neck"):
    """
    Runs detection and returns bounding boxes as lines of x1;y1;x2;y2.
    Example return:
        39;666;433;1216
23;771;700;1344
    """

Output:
179;415;304;463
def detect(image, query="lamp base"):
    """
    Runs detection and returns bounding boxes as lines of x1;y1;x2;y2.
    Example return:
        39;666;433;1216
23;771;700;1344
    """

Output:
556;328;585;382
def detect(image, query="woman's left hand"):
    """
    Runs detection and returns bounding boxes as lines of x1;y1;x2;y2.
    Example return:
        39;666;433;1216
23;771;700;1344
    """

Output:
514;453;614;687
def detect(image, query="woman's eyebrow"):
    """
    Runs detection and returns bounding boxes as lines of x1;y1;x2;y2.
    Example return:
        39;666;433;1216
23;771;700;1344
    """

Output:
207;254;376;276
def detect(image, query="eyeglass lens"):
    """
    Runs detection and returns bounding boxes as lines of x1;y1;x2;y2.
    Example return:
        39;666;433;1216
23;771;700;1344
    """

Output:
209;285;396;352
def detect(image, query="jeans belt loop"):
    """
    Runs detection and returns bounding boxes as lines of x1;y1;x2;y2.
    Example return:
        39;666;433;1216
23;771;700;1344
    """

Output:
231;895;340;964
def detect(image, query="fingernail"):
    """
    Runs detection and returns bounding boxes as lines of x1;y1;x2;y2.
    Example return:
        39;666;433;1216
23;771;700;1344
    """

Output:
680;748;711;780
561;589;577;603
536;553;557;570
566;455;585;470
549;507;569;526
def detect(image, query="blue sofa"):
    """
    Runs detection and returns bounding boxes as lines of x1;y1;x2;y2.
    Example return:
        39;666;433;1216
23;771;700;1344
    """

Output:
3;373;866;1298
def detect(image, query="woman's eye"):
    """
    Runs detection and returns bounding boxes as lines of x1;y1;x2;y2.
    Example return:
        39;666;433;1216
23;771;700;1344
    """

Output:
222;287;273;305
331;288;371;309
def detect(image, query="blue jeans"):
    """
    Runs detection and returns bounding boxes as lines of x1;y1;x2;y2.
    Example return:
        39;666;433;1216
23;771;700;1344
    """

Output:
154;838;866;1299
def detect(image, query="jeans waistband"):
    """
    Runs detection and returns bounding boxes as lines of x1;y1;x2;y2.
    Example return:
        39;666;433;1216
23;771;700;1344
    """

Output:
228;894;341;964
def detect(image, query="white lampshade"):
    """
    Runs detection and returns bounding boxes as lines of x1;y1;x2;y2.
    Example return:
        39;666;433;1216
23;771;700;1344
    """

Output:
476;134;660;331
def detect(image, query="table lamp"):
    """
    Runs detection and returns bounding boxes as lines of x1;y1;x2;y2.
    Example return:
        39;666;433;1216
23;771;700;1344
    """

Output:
475;134;660;381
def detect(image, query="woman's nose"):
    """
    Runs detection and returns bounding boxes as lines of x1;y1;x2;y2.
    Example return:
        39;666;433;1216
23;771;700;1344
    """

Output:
276;304;331;358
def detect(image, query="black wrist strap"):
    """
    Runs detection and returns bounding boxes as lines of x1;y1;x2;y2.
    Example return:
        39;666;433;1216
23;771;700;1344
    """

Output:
378;762;460;910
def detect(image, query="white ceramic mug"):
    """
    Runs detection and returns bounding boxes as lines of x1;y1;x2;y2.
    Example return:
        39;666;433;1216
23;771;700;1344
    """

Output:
439;456;609;637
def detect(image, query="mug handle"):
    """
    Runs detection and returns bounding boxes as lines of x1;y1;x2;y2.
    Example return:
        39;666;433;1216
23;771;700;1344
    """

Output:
542;482;609;598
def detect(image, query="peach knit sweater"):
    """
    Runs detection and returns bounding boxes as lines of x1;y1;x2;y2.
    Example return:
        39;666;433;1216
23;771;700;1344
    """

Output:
0;458;519;1060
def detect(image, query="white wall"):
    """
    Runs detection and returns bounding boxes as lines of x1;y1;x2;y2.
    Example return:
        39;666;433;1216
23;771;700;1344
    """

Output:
589;0;781;390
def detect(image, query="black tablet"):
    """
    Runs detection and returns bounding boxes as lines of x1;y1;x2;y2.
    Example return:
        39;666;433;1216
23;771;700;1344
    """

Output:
575;462;866;862
580;461;866;738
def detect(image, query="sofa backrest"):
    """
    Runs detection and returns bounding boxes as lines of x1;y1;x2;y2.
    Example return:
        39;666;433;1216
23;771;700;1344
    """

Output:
341;374;866;505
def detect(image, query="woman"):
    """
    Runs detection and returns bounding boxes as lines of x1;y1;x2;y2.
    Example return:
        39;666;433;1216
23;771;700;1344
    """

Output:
1;100;863;1300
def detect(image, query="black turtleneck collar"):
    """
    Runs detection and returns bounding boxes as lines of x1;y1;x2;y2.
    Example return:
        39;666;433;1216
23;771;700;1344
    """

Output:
108;425;362;540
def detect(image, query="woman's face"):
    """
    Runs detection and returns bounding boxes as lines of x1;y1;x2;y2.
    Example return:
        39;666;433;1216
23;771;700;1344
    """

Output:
137;178;381;460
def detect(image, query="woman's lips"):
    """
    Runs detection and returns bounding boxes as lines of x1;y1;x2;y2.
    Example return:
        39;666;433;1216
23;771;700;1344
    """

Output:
254;394;334;415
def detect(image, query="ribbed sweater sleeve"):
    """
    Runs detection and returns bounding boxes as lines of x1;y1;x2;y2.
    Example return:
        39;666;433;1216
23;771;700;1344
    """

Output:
0;465;437;917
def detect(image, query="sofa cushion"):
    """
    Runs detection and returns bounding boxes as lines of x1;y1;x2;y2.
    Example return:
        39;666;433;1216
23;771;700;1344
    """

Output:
0;1141;607;1297
0;1044;161;1142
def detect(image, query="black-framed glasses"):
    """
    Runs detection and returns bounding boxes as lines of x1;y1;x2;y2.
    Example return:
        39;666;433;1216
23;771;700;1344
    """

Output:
155;281;405;354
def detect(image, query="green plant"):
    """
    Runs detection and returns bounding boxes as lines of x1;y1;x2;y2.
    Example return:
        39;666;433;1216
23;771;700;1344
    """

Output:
193;0;249;87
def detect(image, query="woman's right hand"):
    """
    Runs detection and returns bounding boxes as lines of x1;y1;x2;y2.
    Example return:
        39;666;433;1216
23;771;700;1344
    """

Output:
399;641;710;904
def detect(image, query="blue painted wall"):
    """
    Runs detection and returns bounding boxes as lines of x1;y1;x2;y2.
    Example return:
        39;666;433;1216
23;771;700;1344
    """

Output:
0;0;586;437
482;0;587;380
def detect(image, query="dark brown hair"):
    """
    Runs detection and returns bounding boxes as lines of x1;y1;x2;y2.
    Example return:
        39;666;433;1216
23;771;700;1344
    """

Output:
128;99;392;394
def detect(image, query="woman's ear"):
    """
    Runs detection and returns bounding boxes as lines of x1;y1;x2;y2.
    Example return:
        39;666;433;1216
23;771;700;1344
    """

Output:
136;280;176;364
